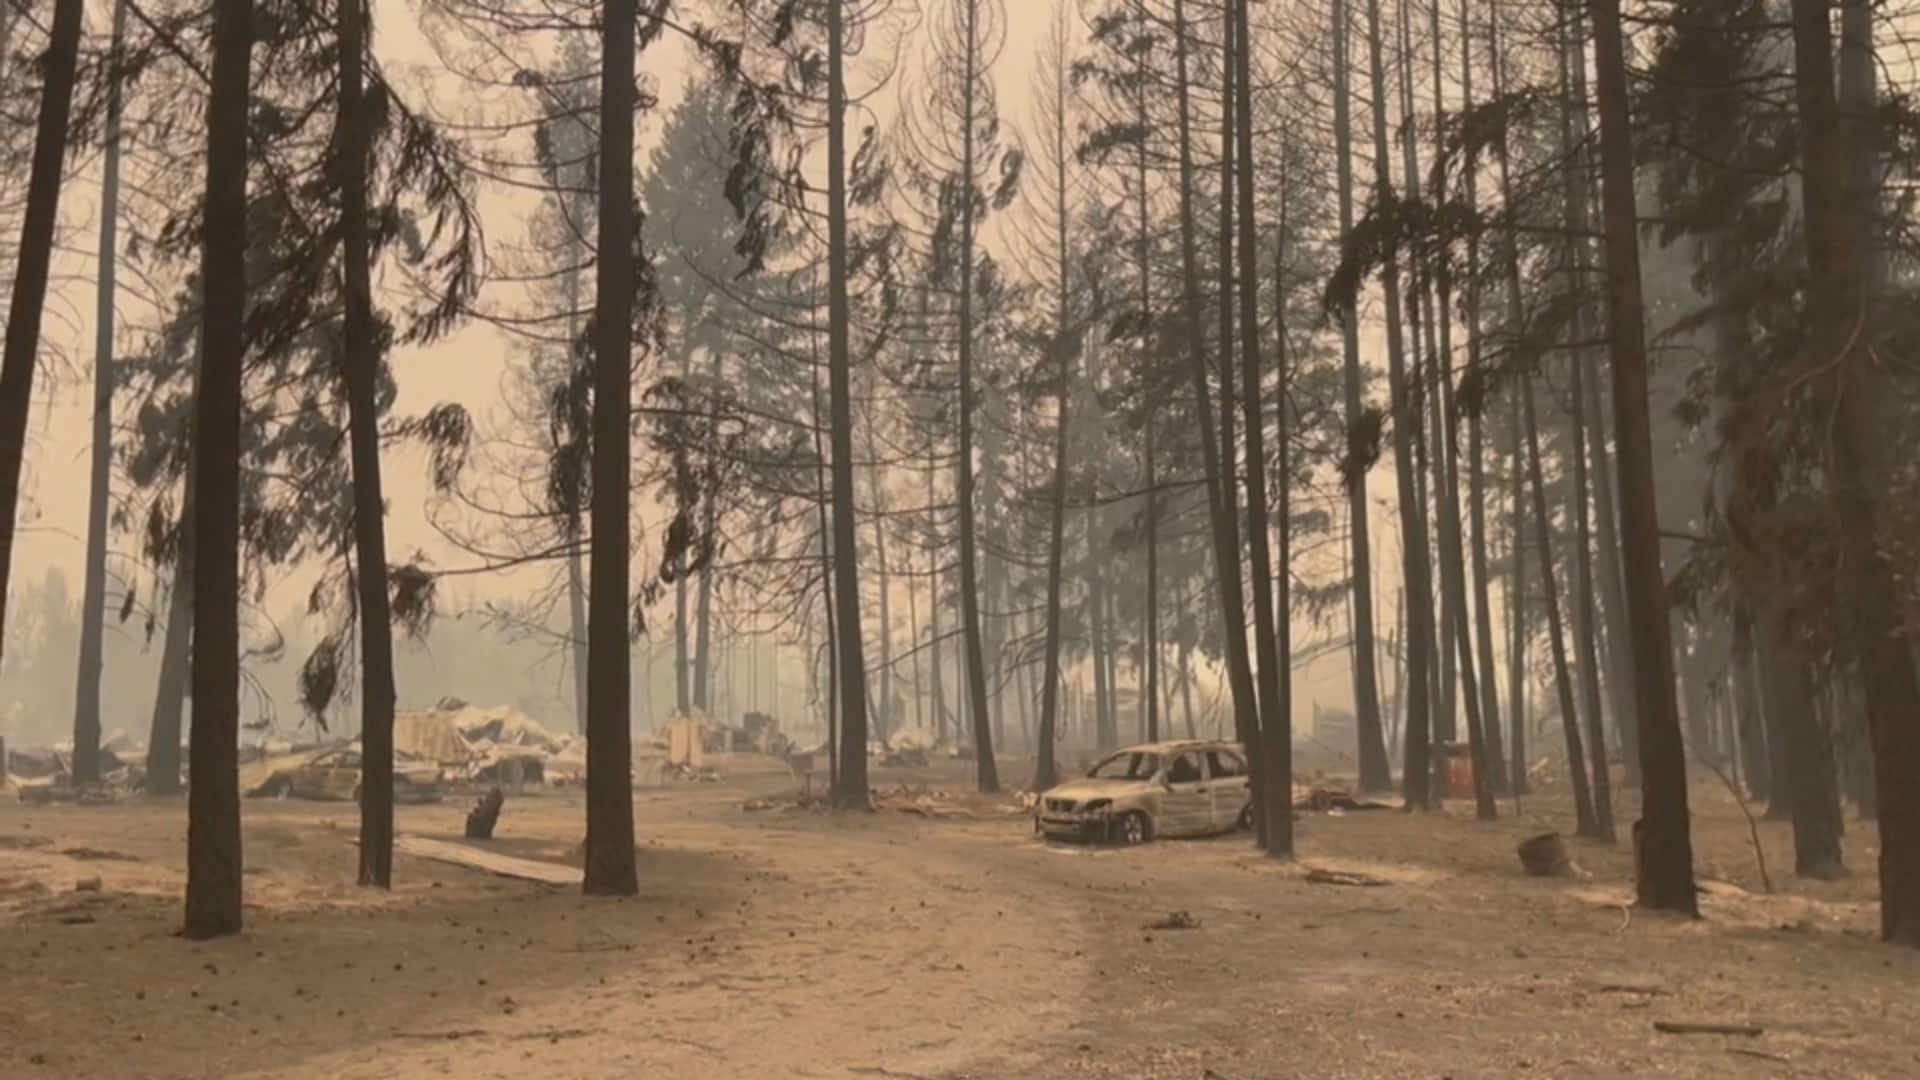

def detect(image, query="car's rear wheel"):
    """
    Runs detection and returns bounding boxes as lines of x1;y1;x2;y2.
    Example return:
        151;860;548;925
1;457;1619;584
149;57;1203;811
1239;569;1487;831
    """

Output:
1114;811;1151;846
1236;803;1253;831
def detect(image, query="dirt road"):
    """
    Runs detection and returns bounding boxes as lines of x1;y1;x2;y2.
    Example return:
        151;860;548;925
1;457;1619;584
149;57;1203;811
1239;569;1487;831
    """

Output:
3;758;1915;1079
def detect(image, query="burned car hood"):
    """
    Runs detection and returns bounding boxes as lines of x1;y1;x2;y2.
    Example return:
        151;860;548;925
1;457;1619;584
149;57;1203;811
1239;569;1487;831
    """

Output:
1044;778;1152;802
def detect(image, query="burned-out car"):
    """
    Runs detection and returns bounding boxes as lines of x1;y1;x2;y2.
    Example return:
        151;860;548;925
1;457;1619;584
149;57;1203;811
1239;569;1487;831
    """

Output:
262;748;445;804
1035;740;1252;844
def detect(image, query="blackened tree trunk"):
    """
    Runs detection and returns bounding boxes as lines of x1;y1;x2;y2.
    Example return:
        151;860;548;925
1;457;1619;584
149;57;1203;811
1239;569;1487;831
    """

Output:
1568;343;1615;841
1031;22;1075;790
1729;609;1768;802
1143;424;1160;744
694;432;716;715
905;541;924;734
1524;377;1599;838
1792;0;1919;942
1088;523;1112;748
1557;4;1614;842
1562;1;1639;789
926;458;946;740
1332;0;1391;792
1507;420;1527;800
1492;15;1527;800
1427;259;1493;816
1838;0;1891;836
583;0;638;894
862;392;893;738
953;0;997;794
1400;0;1452;757
1363;0;1434;808
184;0;251;941
675;577;691;712
1760;628;1794;821
1763;639;1845;879
825;0;873;807
1440;447;1495;819
0;0;84;671
1459;0;1504;796
72;0;132;787
1230;0;1290;857
1179;639;1198;738
1425;5;1492;817
147;484;194;795
1677;628;1712;758
811;353;839;783
1169;0;1260;808
567;542;588;733
1274;219;1295;835
1130;82;1161;749
340;0;398;888
1225;0;1290;852
1590;0;1695;913
563;260;590;735
1583;350;1638;784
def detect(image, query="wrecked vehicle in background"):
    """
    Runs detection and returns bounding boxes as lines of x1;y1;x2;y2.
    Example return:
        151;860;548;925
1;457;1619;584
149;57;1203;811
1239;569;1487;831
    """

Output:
1034;740;1252;845
252;747;445;803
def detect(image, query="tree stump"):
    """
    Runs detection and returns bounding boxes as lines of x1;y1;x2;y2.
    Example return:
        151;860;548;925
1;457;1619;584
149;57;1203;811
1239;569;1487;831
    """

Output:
1518;831;1572;877
465;788;505;839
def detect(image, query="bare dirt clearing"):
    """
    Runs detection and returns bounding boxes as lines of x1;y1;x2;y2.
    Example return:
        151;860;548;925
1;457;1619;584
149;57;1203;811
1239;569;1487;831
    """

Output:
3;758;1915;1079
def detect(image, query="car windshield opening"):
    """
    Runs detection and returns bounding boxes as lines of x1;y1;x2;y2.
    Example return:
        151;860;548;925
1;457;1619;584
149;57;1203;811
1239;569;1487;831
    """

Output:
1088;752;1161;780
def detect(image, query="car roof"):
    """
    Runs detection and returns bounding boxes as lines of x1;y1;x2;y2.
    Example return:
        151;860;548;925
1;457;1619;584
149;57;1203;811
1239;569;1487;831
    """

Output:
1104;739;1243;755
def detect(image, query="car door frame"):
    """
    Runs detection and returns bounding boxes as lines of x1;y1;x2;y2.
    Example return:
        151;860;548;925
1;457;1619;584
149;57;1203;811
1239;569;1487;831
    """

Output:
1205;747;1252;832
1156;750;1213;837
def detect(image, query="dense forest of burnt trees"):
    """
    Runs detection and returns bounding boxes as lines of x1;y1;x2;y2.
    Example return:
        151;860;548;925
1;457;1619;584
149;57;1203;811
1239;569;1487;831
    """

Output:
2;0;1918;945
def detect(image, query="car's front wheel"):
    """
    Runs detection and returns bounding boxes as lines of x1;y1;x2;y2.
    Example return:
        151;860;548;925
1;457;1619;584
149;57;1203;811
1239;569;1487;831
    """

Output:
1236;803;1253;831
1114;811;1151;846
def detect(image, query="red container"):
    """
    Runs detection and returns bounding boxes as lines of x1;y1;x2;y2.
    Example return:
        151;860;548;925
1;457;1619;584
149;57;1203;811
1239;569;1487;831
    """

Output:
1446;748;1475;800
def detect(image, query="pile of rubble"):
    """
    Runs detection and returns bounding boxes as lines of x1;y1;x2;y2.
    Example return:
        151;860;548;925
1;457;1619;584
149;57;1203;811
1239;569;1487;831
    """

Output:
4;730;151;802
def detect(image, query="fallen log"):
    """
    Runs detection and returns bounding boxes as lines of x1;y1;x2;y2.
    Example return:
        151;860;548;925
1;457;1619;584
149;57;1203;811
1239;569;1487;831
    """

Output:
1653;1021;1764;1038
389;835;581;886
1304;867;1391;888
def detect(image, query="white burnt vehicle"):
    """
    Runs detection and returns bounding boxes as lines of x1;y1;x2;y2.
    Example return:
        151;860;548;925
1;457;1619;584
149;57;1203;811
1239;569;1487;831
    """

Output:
1034;740;1253;845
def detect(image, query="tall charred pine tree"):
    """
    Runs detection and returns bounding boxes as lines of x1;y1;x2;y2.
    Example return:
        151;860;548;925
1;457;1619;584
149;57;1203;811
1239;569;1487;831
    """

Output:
1418;0;1492;822
72;0;133;786
824;0;874;808
0;0;84;672
338;0;400;888
1154;0;1261;818
1361;0;1434;805
1021;6;1083;793
1557;5;1612;841
1227;0;1291;855
1789;0;1918;943
542;47;598;736
1522;372;1600;838
1486;40;1596;835
901;0;1021;793
583;0;640;895
1590;0;1695;912
1490;11;1527;799
1457;0;1505;799
185;0;254;940
147;470;195;795
1330;0;1392;792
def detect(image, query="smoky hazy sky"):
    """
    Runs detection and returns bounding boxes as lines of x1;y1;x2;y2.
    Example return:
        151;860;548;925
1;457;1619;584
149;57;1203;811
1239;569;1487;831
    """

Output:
10;2;1371;735
17;2;1060;607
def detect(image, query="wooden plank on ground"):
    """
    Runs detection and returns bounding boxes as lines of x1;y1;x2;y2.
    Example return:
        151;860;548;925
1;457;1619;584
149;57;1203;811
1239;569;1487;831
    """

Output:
392;835;582;886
